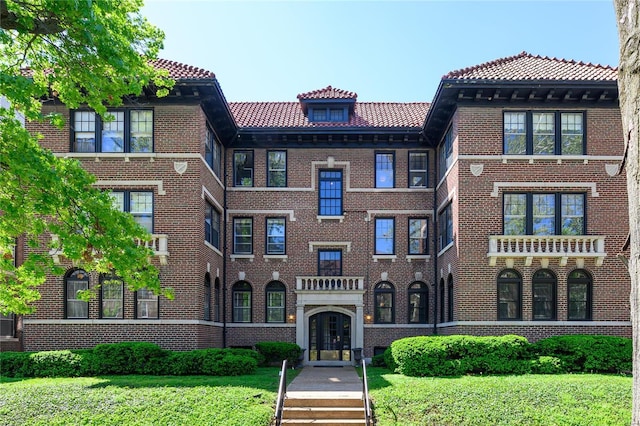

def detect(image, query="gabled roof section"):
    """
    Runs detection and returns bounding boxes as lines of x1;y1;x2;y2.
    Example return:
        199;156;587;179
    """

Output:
297;85;357;100
445;51;617;82
150;58;216;80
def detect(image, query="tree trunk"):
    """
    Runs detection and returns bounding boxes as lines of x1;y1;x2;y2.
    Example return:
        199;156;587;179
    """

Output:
614;1;640;424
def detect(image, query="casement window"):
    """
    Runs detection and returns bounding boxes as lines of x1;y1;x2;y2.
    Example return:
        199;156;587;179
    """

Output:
318;170;343;216
532;269;556;320
408;282;428;323
409;152;428;188
205;201;221;249
135;288;158;319
267;151;287;187
309;107;347;123
408;218;428;255
438;127;453;180
205;127;222;178
266;217;286;255
110;191;154;233
375;218;395;255
568;269;592;320
232;281;252;323
234;150;254;187
72;109;153;153
0;314;14;338
503;111;585;155
204;274;211;321
65;269;89;319
374;282;395;324
438;204;453;251
375;152;395;188
318;249;341;276
100;275;123;319
447;275;454;322
233;218;253;254
498;269;522;320
503;193;585;236
266;281;286;323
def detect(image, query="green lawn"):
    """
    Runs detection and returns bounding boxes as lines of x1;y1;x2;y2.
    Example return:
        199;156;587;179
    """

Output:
0;367;631;426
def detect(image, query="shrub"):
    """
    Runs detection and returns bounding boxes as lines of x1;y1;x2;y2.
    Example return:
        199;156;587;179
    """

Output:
0;351;32;377
92;342;168;375
203;354;257;376
371;353;387;368
530;356;565;374
29;350;84;377
255;341;301;365
227;347;265;366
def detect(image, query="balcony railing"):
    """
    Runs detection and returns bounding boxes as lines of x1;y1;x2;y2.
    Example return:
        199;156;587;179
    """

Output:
488;235;606;267
50;234;169;265
296;276;364;291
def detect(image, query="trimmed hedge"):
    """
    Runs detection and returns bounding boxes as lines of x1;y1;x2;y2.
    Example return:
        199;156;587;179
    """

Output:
254;341;302;365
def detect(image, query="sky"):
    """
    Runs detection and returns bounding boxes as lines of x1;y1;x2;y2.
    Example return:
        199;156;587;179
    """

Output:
140;1;620;103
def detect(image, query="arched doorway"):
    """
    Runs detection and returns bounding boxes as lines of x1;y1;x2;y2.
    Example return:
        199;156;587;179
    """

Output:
309;312;351;362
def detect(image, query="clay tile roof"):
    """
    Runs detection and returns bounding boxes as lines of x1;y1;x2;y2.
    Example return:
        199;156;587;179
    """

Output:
229;101;429;129
150;58;215;80
444;51;617;81
297;85;358;100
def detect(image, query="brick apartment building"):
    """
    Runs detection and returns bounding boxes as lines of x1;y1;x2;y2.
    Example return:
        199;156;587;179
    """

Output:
1;52;631;364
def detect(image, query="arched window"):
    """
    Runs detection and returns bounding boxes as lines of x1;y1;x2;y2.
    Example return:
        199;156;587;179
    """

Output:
214;278;221;322
568;269;592;320
439;278;445;323
232;281;252;323
532;269;556;320
497;269;521;320
100;274;123;319
374;281;395;323
204;273;211;321
447;274;454;322
266;281;286;323
66;269;89;319
408;282;428;323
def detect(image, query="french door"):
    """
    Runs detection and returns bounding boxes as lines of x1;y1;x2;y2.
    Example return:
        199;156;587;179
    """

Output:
309;312;351;361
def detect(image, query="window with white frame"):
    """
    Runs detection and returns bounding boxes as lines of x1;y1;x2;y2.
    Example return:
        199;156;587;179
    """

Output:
110;190;153;233
503;111;585;155
72;109;153;153
233;218;253;254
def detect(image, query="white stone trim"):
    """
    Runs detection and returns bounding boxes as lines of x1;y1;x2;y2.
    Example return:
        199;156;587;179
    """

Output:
204;241;223;257
443;320;631;327
437;188;456;213
95;179;165;195
365;210;433;222
230;254;254;262
406;255;431;262
23;319;224;326
226;323;295;328
490;182;599;197
308;241;352;252
226;210;296;221
201;186;224;211
458;154;624;162
364;323;433;329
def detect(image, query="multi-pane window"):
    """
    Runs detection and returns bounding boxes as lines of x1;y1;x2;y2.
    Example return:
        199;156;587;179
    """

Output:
66;269;89;319
205;127;222;177
498;269;521;320
266;217;286;255
503;111;585;155
409;152;428;188
204;274;211;321
135;288;158;319
0;314;14;337
438;127;453;179
72;109;153;153
408;282;428;323
532;269;556;320
233;218;253;254
408;218;428;255
100;275;123;319
374;282;395;323
110;190;153;233
318;250;341;276
266;281;286;323
232;281;252;322
267;151;287;187
503;193;585;236
319;170;342;216
568;269;592;320
375;218;395;254
375;152;394;188
438;204;453;250
234;150;254;186
205;201;220;249
309;107;347;123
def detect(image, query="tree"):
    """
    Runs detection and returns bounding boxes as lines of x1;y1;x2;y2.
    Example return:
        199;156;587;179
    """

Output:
0;0;174;315
614;0;640;423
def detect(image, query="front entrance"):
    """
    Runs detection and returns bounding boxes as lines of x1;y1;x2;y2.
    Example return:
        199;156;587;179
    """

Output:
309;312;351;361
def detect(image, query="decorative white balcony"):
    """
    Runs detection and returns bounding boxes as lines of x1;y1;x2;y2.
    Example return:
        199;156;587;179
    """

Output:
296;276;364;291
488;235;606;267
50;234;169;266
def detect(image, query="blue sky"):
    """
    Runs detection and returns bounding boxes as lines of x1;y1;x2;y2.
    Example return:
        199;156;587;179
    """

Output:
141;1;619;103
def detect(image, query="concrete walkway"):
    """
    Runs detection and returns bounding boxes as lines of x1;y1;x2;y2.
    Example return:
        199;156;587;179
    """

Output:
286;366;363;398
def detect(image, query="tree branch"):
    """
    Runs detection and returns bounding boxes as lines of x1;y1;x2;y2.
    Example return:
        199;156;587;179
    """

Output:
0;0;62;34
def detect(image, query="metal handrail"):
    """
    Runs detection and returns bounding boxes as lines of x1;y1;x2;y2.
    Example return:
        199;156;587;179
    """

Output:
274;359;288;426
361;358;372;426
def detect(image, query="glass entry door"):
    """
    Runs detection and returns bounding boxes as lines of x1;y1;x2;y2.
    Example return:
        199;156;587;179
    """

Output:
309;312;351;361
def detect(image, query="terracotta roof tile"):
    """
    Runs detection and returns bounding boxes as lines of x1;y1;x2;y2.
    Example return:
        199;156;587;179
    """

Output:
445;51;617;81
297;85;357;100
150;58;215;79
229;102;429;129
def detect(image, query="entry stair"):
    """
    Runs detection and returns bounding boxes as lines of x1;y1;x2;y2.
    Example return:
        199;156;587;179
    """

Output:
280;393;366;425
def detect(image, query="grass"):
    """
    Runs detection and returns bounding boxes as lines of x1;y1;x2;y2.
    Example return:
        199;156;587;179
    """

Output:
0;367;631;425
366;367;632;426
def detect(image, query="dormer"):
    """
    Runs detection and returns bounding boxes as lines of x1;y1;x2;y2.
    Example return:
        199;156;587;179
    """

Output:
297;86;357;123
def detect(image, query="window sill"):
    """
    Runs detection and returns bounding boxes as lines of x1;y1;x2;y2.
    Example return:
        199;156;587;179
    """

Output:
204;241;223;257
437;242;454;257
317;215;345;223
406;255;431;262
230;254;255;262
263;254;288;262
372;255;397;262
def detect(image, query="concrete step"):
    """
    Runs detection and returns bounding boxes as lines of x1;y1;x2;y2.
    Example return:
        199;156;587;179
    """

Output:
285;397;364;408
280;420;366;425
283;406;365;420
